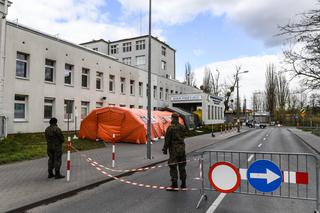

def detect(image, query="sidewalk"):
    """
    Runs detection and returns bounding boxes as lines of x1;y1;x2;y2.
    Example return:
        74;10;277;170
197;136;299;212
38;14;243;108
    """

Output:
287;127;320;154
0;128;248;212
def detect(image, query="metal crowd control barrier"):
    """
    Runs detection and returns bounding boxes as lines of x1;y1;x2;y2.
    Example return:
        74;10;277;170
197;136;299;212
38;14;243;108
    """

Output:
196;150;320;213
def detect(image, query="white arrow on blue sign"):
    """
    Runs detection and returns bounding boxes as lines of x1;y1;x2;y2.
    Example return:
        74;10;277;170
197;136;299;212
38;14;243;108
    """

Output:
247;160;282;192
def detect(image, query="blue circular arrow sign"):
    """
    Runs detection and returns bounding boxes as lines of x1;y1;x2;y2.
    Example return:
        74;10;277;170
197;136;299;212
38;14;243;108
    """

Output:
247;159;282;193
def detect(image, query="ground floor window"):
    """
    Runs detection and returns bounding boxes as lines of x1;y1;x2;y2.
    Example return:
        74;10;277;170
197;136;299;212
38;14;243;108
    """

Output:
44;98;55;120
81;101;90;119
14;95;28;121
64;100;74;120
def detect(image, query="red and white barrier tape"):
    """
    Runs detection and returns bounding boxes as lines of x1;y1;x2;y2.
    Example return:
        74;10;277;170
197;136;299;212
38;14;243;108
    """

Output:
86;158;199;191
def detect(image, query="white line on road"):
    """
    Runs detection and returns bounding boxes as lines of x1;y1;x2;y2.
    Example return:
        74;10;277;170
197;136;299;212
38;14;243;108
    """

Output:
258;143;262;148
263;138;266;141
206;193;227;213
266;134;269;137
247;154;254;162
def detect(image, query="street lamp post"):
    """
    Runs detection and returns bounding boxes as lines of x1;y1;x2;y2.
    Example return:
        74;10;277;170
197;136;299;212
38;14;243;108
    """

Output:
236;70;249;133
146;0;152;159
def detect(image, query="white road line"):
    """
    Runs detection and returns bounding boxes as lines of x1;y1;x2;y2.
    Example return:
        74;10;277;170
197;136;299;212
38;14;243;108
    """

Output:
263;138;266;141
206;193;227;213
266;134;269;137
247;154;254;162
258;143;262;148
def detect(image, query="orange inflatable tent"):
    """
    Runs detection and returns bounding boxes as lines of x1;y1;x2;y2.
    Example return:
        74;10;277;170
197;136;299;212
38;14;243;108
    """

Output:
78;107;184;144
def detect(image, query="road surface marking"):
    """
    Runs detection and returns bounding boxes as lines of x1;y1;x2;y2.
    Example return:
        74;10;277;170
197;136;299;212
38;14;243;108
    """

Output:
266;134;269;137
258;143;262;148
247;154;254;162
206;193;227;213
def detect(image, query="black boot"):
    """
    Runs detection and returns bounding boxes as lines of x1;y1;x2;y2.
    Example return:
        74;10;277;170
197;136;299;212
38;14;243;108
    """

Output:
55;171;65;179
48;173;55;179
166;181;178;191
181;179;186;189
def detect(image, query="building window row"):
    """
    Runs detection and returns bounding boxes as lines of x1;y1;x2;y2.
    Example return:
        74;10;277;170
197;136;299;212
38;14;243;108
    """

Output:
208;105;224;120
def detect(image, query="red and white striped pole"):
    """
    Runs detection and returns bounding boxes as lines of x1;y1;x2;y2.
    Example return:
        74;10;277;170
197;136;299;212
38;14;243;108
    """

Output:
112;134;116;168
67;136;71;182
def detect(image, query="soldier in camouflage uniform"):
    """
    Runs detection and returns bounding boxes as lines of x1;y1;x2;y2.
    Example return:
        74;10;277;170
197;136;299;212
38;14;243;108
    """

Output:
45;118;65;179
162;113;187;190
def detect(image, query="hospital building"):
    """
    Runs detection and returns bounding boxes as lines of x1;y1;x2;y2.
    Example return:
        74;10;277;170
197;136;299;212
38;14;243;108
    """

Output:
0;0;224;137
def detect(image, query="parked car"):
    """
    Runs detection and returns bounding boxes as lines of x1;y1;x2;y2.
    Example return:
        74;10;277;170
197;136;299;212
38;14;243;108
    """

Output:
255;122;267;129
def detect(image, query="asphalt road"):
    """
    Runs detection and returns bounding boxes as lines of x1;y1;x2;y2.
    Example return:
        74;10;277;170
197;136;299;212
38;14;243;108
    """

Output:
29;127;319;213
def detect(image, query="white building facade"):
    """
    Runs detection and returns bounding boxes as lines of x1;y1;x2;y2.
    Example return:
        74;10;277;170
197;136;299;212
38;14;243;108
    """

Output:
0;1;204;134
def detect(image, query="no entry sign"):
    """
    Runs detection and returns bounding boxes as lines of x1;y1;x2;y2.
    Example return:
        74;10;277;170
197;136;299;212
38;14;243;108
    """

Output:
208;162;240;193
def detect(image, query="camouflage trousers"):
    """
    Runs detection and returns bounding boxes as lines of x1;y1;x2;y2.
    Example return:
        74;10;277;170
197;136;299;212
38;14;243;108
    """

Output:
169;155;187;183
47;148;62;175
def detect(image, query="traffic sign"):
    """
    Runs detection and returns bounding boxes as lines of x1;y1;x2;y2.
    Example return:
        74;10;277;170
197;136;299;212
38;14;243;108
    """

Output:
247;160;282;192
208;162;240;193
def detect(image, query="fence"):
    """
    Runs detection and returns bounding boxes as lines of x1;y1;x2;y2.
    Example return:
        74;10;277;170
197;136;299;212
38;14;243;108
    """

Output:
196;150;320;212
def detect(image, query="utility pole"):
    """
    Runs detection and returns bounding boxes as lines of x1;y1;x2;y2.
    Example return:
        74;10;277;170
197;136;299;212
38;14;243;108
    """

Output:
237;74;240;133
146;0;152;159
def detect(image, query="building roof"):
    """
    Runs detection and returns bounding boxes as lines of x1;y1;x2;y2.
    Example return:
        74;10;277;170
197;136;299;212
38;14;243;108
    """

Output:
80;35;176;52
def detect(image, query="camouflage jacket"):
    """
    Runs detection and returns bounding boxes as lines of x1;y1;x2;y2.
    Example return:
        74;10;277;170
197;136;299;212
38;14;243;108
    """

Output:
45;124;64;150
163;122;186;159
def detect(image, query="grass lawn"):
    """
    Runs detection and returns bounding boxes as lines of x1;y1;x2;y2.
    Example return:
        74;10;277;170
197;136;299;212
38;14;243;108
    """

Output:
0;133;105;165
0;124;225;165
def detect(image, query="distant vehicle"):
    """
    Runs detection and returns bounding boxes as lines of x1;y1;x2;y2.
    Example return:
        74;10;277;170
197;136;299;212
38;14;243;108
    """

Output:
270;121;275;126
255;123;267;129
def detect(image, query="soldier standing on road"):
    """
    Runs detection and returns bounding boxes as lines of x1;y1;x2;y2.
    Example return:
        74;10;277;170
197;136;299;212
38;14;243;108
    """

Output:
45;118;65;179
162;113;187;191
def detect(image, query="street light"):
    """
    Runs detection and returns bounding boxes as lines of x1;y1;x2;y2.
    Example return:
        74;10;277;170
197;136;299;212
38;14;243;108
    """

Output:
236;70;249;133
146;0;152;159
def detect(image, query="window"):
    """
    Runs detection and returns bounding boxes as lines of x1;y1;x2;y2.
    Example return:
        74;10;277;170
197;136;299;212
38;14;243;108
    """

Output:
109;75;115;92
136;55;146;65
165;89;169;101
138;105;143;109
161;60;167;70
14;95;28;121
123;42;132;52
136;40;145;50
93;47;98;51
81;101;90;119
16;52;29;78
208;105;210;120
81;68;90;88
130;105;134;108
170;90;174;94
96;102;103;108
161;46;166;56
120;104;126;107
96;72;103;90
64;100;74;120
130;80;135;95
44;98;54;120
215;106;217;120
160;87;163;100
110;44;118;54
153;86;157;99
139;82;143;97
122;57;131;65
166;74;171;79
45;59;55;82
120;77;126;94
64;64;73;85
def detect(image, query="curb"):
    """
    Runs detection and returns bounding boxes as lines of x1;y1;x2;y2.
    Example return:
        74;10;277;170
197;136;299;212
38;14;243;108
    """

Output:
7;130;249;212
287;128;320;155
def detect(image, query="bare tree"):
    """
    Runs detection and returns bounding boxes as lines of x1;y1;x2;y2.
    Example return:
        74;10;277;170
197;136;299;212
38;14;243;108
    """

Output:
279;7;320;89
184;62;195;86
211;69;220;96
202;67;212;94
276;72;290;122
265;63;278;119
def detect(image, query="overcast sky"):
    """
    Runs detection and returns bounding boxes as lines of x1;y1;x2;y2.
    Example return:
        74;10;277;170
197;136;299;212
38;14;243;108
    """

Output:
7;0;319;104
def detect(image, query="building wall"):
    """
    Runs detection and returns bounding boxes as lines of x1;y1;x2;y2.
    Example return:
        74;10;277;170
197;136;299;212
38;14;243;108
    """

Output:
3;21;200;133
